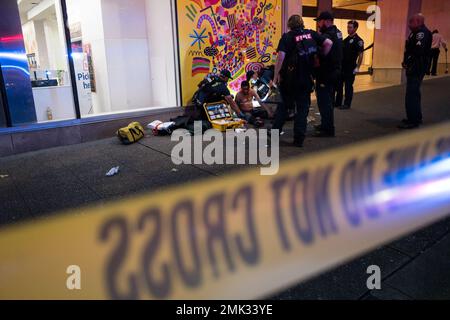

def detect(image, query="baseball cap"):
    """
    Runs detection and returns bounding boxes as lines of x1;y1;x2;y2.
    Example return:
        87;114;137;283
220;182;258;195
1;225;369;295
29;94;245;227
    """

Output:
314;11;334;21
220;69;233;80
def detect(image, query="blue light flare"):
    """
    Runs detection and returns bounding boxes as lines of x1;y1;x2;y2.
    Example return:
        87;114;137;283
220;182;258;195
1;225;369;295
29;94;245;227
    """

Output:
367;156;450;211
1;65;30;76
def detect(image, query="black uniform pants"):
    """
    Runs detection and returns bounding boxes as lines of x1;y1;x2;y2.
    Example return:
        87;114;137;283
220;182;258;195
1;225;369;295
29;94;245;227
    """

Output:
316;82;335;135
405;74;424;125
335;72;356;107
428;48;440;75
243;108;269;126
273;83;311;141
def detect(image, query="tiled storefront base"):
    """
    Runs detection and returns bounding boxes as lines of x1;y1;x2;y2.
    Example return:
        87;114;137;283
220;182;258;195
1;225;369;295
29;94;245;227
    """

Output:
0;107;183;157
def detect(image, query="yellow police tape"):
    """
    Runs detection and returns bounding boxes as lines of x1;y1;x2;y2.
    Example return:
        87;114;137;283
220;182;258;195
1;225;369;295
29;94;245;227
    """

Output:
1;122;450;300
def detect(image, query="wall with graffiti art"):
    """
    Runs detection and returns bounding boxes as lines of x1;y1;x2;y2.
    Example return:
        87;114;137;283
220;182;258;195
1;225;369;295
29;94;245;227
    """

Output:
176;0;283;105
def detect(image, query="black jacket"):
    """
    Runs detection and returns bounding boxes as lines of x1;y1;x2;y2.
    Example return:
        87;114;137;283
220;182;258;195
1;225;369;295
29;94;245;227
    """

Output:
277;28;325;91
342;33;364;73
403;25;432;76
317;25;343;85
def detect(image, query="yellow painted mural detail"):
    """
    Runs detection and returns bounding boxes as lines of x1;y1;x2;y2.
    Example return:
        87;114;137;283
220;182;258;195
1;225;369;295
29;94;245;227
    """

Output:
176;0;282;105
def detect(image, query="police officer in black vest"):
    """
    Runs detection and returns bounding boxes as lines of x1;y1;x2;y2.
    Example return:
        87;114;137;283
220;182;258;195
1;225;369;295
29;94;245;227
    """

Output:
314;11;343;138
400;14;432;129
193;69;243;118
273;15;332;147
335;20;364;110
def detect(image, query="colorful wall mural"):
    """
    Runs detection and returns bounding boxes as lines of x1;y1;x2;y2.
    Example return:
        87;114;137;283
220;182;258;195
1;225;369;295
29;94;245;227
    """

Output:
176;0;283;105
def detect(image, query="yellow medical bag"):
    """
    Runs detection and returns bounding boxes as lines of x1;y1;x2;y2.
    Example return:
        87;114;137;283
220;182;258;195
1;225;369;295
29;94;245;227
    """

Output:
203;101;245;132
116;122;145;145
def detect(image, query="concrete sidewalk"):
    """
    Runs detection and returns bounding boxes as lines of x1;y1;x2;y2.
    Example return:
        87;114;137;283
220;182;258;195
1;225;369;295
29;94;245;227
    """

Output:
1;76;450;300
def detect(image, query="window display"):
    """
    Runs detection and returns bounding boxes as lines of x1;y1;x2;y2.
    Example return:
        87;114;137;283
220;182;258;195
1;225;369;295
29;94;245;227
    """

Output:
2;0;179;124
65;0;178;117
18;0;76;122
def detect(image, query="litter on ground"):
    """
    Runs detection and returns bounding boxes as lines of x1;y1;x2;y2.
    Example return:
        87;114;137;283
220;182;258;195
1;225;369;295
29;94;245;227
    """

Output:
106;167;120;177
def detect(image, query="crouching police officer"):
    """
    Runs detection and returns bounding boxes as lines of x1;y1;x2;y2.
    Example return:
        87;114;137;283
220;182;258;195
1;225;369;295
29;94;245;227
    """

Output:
335;20;364;110
400;14;432;129
314;11;343;138
273;15;332;147
194;69;242;115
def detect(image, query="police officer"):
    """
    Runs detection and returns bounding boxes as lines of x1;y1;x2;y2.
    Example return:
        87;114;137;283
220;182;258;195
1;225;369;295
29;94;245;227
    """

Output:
273;14;332;147
193;69;242;118
314;11;343;138
335;20;364;110
400;14;432;129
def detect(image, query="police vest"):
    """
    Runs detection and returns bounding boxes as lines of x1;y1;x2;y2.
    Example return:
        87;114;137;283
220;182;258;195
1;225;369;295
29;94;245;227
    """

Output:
295;29;319;62
282;29;319;79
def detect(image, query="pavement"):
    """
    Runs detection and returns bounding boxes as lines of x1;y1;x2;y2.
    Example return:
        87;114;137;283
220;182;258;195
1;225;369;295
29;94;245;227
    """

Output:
1;76;450;300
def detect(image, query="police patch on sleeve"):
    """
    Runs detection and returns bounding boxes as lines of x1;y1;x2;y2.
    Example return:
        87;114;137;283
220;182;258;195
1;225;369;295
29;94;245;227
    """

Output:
337;32;343;39
358;41;364;47
416;32;425;40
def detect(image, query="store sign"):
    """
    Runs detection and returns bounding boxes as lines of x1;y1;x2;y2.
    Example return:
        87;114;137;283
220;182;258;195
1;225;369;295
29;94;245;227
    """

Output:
72;41;93;115
77;71;91;89
70;22;96;114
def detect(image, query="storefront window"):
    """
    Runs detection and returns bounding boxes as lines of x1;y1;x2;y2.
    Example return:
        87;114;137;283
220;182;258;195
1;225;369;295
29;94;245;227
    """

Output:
65;0;178;117
18;0;76;123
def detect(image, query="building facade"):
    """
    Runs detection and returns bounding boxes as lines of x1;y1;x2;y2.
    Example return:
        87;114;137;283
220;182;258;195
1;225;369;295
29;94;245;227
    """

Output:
0;0;448;154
